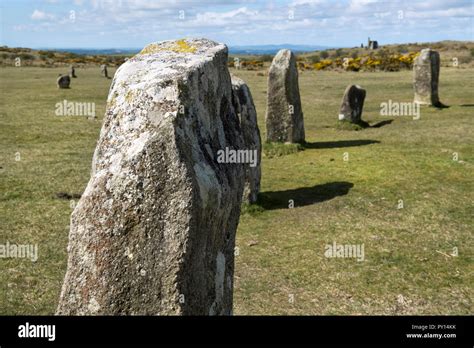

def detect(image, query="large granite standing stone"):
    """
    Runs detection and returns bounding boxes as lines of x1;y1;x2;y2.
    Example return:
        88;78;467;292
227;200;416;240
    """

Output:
231;75;261;204
338;85;367;126
57;74;70;89
265;49;305;143
413;48;440;106
57;38;244;315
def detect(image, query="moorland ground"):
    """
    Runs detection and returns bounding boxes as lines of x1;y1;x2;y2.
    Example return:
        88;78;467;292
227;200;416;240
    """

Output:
0;63;472;314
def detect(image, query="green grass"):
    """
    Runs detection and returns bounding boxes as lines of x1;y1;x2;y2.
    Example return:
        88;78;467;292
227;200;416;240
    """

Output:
0;65;473;315
263;142;304;158
334;120;368;131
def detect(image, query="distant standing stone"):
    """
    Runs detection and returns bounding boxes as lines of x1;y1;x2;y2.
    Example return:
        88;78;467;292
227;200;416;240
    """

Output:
100;64;108;78
413;48;440;106
338;85;367;126
56;38;244;316
231;75;261;204
70;65;77;78
57;74;70;89
265;49;305;143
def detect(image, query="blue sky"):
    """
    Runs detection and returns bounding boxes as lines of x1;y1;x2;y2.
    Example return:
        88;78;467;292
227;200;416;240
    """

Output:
1;0;473;48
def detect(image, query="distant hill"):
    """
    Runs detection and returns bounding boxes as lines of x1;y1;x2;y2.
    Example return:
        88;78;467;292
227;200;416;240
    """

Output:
51;48;139;56
36;45;329;56
1;41;472;68
229;44;330;55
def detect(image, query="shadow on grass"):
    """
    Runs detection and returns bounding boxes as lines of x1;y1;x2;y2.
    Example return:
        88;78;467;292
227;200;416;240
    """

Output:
371;120;394;128
304;139;380;149
433;101;450;109
256;181;354;210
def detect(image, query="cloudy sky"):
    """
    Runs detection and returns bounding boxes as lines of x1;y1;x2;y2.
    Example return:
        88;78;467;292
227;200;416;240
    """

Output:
1;0;473;48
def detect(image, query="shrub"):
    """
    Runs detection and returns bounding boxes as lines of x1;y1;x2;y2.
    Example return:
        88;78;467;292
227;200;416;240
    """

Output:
459;56;472;64
38;50;56;59
259;54;273;62
333;48;345;58
397;46;409;54
343;58;361;71
314;59;333;70
298;62;312;70
19;53;35;60
240;60;264;70
308;54;320;63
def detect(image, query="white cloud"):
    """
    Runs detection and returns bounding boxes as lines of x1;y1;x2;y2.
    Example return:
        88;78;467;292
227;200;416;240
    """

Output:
31;10;55;21
193;7;260;26
11;0;472;47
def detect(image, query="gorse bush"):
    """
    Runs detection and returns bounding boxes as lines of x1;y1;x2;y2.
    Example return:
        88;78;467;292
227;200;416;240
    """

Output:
309;51;419;72
19;53;35;60
308;54;320;63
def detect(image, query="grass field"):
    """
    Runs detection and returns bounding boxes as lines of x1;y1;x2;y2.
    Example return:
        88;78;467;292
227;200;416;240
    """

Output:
0;64;472;315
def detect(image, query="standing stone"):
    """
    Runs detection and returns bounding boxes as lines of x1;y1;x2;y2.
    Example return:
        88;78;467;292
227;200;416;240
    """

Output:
231;75;261;204
57;74;70;89
233;57;241;69
100;64;108;78
265;49;305;143
338;85;367;126
57;38;245;315
413;48;440;106
70;65;77;78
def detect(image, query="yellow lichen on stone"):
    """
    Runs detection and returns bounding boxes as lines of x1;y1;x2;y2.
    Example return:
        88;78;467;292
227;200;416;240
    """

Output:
174;39;197;53
139;43;160;55
138;39;197;56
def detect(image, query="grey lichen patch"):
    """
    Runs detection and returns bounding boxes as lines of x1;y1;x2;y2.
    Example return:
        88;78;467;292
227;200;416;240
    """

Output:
209;251;226;315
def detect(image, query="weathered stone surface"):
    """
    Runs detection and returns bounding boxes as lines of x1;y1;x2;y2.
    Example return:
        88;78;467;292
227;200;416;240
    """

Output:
231;75;261;204
413;48;440;106
265;49;305;143
338;85;367;125
57;74;70;89
57;38;244;315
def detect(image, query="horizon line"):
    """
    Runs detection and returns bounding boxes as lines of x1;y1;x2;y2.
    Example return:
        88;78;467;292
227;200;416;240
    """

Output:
2;39;471;51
